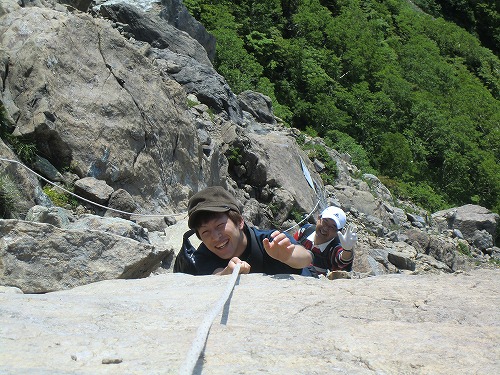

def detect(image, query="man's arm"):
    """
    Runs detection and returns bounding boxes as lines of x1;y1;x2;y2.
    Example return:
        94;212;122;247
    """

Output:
263;231;313;268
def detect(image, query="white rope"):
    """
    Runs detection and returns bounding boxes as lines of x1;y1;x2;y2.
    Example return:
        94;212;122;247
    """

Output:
0;157;186;218
0;156;321;224
283;197;321;233
179;263;241;375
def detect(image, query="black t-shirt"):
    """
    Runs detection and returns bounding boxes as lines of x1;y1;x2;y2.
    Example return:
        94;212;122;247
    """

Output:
192;224;303;275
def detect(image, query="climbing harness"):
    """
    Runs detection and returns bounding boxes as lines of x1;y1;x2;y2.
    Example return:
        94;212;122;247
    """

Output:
178;263;241;375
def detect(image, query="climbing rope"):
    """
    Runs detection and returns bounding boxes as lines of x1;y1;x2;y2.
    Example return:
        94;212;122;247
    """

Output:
2;156;321;374
178;263;241;375
283;198;321;233
0;157;185;218
0;156;321;226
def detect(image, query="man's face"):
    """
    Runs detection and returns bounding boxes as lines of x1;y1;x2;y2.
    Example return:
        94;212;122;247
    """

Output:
198;213;246;259
315;216;338;244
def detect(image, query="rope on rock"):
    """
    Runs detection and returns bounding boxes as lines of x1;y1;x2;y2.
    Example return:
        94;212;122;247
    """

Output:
283;198;321;233
178;263;241;375
0;157;185;218
0;156;321;226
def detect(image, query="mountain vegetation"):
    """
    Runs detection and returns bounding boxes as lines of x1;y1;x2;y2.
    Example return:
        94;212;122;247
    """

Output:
183;0;500;215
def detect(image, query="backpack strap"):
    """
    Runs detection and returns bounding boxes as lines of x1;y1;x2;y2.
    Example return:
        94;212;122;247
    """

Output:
297;224;316;245
244;225;264;273
173;229;198;274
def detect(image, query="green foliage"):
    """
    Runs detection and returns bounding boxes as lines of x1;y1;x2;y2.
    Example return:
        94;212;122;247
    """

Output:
183;1;265;94
289;207;304;223
302;143;338;185
457;241;472;257
324;130;376;174
378;176;449;213
206;107;216;122
12;139;37;163
0;103;10;131
0;173;22;219
267;201;281;221
185;0;500;214
255;76;293;124
475;154;500;214
303;126;318;138
489;258;500;267
225;146;242;164
419;0;500;55
1;103;37;163
42;185;78;209
375;132;414;180
186;98;198;108
410;0;442;17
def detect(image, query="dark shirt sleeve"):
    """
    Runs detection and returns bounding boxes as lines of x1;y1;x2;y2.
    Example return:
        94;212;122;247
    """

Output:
329;237;353;271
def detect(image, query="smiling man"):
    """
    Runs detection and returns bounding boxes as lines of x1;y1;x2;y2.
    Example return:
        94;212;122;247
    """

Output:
293;206;357;276
186;186;313;276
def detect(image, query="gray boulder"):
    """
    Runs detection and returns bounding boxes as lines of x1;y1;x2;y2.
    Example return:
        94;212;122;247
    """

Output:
0;0;19;15
405;229;457;272
238;90;277;124
62;0;92;12
432;204;499;241
0;219;169;293
160;0;216;61
25;205;74;227
388;251;416;271
152;47;243;124
0;141;38;219
105;188;138;219
99;2;213;66
66;214;150;243
74;177;114;206
470;229;495;251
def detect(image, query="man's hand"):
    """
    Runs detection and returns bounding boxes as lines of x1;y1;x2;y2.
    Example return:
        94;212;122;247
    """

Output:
214;257;251;275
263;231;295;262
263;231;313;268
339;224;357;250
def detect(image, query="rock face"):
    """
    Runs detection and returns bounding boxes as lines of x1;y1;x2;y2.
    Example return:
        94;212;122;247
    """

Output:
1;0;499;294
0;3;206;214
159;0;216;61
1;269;499;374
99;2;213;66
0;1;499;372
0;218;170;293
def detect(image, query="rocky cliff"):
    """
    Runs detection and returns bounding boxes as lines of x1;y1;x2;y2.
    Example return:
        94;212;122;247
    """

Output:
1;269;499;374
0;1;499;373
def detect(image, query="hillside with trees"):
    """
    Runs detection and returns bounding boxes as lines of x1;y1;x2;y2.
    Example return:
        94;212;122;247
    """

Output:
183;0;500;216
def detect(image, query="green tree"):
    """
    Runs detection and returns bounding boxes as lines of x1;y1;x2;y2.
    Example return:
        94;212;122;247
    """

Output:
375;132;414;180
431;0;499;54
475;155;500;212
325;129;376;174
183;0;500;215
